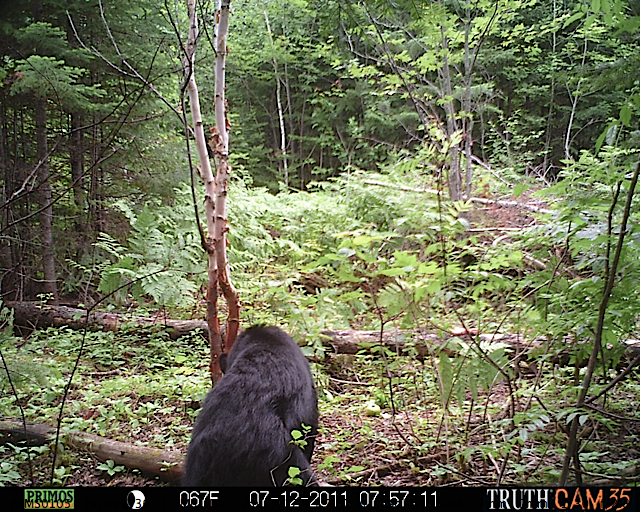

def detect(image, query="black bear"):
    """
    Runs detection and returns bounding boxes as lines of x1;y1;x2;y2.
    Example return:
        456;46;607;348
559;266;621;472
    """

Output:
182;325;318;486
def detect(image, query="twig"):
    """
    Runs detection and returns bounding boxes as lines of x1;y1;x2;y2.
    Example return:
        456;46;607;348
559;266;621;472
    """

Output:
469;227;522;232
584;351;640;405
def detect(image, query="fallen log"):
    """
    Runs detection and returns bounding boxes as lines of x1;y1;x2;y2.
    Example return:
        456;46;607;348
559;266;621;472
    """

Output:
320;329;536;358
7;301;536;357
7;301;208;340
6;302;539;357
0;419;183;483
11;302;638;365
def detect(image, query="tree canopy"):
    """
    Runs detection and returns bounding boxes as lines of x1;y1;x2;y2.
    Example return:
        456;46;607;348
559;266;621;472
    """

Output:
1;0;637;304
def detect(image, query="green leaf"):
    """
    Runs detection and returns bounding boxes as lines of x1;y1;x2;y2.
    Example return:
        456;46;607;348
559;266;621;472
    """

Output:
438;352;453;408
378;268;409;276
563;11;585;28
595;122;617;152
288;466;301;478
352;235;374;246
392;251;417;268
513;183;529;198
336;248;356;258
619;104;632;127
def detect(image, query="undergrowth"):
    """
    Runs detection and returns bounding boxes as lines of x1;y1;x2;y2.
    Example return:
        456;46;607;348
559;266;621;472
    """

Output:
2;152;640;486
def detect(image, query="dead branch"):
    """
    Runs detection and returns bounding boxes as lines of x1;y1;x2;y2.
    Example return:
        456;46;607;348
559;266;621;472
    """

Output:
363;179;553;214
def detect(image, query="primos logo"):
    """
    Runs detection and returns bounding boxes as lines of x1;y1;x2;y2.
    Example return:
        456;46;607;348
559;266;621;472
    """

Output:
24;489;74;509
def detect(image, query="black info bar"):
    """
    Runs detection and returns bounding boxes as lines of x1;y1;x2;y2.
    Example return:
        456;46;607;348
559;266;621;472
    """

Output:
9;486;638;511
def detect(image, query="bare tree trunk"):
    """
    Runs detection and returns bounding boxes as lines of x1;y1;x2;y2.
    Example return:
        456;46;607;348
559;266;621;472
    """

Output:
67;14;88;255
213;0;240;358
264;10;288;187
281;4;295;178
2;109;26;301
184;0;239;384
543;78;556;172
564;80;582;161
564;35;588;161
462;16;473;201
439;27;461;201
34;97;58;304
284;62;295;179
542;0;558;174
89;110;105;235
0;99;15;298
70;113;87;256
184;0;222;382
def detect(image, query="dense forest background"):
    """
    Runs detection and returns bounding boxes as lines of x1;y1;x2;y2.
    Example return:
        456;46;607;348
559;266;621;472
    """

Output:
1;0;638;305
0;0;639;489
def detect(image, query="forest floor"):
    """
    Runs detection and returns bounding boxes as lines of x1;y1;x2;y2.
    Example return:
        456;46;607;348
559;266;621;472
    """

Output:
5;199;640;488
11;361;640;488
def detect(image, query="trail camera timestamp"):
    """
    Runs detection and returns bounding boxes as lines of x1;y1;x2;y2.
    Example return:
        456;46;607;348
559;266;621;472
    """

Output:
249;490;348;508
248;489;438;508
358;490;438;508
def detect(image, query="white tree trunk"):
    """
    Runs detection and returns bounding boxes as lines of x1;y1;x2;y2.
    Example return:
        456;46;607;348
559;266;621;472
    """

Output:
264;10;288;187
213;0;240;371
184;0;238;384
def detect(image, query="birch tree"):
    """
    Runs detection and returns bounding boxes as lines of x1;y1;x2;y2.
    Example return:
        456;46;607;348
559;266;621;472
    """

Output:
264;9;289;187
183;0;239;384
